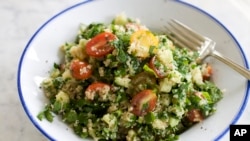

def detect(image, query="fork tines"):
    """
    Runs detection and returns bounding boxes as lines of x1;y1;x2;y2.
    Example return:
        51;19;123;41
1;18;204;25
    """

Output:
166;19;206;51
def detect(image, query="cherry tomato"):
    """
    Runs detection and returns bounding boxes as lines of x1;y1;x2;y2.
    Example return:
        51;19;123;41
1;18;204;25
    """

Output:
129;30;159;58
131;89;157;116
85;32;116;57
70;59;92;80
186;109;203;122
85;82;111;101
202;63;212;80
149;56;167;78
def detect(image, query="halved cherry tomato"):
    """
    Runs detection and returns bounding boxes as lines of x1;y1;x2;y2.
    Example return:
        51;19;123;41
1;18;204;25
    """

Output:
149;56;167;78
70;59;92;80
202;63;212;80
85;32;116;57
131;89;157;116
85;82;111;101
186;109;203;122
129;30;159;58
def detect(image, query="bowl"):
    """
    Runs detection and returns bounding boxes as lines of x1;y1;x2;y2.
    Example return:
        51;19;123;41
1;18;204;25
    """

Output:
17;0;249;141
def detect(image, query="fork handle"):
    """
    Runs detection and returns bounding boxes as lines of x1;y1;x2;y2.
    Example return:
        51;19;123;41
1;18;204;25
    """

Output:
211;50;250;80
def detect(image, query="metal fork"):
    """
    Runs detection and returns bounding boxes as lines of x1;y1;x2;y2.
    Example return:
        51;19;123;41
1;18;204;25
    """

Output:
166;19;250;80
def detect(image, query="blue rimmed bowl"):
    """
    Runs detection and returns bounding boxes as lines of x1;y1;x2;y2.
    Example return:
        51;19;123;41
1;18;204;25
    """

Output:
17;0;249;140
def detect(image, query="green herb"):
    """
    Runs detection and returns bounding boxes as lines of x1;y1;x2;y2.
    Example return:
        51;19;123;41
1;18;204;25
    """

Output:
37;108;54;122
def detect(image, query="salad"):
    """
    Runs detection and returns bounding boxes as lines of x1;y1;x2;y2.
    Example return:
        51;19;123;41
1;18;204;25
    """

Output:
38;14;223;141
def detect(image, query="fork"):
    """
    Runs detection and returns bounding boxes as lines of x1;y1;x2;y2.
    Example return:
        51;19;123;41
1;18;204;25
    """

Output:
166;19;250;80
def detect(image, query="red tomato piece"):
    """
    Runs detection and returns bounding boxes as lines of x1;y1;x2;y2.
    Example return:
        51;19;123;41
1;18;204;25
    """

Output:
85;82;111;101
70;59;92;80
149;56;167;78
85;32;116;57
131;89;157;116
186;109;203;122
202;63;212;80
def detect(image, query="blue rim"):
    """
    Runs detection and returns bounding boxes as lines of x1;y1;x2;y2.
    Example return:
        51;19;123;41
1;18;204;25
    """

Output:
17;0;250;141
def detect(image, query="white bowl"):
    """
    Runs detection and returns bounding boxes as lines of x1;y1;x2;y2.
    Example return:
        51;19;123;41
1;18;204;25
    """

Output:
17;0;250;141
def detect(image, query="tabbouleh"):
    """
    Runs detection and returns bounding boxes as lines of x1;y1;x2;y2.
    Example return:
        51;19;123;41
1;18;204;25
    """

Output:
38;14;223;141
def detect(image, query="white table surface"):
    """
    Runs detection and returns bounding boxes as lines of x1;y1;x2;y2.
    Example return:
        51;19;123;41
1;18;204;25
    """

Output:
1;0;249;141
